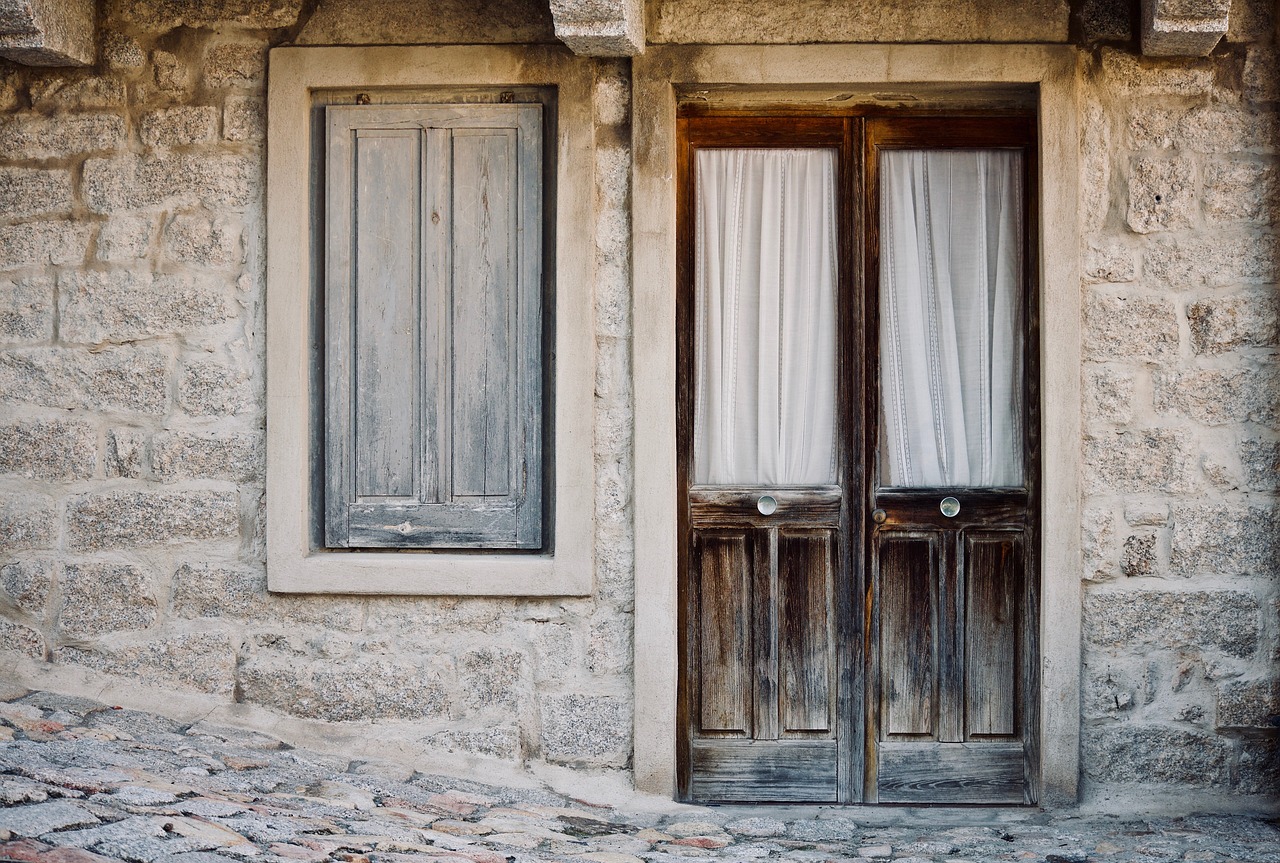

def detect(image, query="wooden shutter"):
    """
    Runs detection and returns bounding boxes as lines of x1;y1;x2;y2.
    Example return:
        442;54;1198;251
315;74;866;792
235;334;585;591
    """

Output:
324;103;543;549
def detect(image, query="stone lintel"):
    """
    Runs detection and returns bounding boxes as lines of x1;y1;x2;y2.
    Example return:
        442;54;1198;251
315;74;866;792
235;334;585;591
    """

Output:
549;0;644;57
0;0;95;66
1140;0;1230;57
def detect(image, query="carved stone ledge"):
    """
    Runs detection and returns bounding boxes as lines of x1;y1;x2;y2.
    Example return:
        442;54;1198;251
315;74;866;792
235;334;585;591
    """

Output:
1140;0;1230;57
549;0;644;57
0;0;95;66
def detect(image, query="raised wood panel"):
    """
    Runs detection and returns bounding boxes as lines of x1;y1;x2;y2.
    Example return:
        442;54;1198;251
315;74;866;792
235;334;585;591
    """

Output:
877;741;1027;804
451;129;515;499
966;531;1022;738
691;740;838;802
353;130;419;500
878;533;937;738
694;530;753;736
778;530;835;735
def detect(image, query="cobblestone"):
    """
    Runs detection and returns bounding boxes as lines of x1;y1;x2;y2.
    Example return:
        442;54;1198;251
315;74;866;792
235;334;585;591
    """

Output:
0;694;1276;863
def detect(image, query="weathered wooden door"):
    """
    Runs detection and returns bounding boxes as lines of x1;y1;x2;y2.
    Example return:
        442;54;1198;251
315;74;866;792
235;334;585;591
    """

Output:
677;112;1039;805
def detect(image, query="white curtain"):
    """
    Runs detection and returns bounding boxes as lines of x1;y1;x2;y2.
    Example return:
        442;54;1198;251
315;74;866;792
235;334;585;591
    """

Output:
879;149;1024;488
694;148;838;486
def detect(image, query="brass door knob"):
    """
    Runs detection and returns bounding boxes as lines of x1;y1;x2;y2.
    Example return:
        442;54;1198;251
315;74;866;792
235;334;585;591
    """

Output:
871;508;887;524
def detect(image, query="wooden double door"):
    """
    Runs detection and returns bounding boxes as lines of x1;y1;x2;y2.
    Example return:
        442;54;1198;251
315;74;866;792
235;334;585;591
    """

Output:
676;112;1040;804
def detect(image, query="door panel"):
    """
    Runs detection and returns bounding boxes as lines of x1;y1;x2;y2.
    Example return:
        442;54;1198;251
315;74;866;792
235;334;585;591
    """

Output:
876;533;938;738
966;531;1022;738
877;741;1027;804
691;740;838;802
693;530;754;736
778;530;836;735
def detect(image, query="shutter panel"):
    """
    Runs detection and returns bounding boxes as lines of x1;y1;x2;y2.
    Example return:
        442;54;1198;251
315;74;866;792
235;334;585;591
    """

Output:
324;103;543;549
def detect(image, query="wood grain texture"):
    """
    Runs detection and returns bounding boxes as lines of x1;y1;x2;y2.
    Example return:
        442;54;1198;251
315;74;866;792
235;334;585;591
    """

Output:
695;530;753;735
877;533;937;738
691;740;839;802
966;531;1022;738
778;530;835;734
877;741;1027;804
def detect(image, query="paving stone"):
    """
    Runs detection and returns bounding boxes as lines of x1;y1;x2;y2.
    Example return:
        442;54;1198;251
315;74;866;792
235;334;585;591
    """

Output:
0;801;98;837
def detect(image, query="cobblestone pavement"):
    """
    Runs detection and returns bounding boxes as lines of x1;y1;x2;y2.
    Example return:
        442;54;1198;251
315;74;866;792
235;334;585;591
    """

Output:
1;692;1277;863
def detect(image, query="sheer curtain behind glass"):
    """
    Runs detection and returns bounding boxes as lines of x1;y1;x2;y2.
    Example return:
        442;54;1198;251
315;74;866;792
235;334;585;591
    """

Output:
694;148;838;486
879;149;1024;488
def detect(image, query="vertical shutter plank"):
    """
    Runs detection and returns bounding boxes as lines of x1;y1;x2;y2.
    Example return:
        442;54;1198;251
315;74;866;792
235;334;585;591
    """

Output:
421;127;451;504
324;115;356;547
353;130;420;499
451;130;514;498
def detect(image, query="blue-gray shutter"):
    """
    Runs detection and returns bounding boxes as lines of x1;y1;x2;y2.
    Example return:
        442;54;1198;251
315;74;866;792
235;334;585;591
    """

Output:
324;103;543;549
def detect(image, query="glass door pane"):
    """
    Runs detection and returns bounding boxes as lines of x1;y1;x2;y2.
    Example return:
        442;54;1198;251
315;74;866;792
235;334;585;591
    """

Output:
693;148;839;486
878;149;1025;488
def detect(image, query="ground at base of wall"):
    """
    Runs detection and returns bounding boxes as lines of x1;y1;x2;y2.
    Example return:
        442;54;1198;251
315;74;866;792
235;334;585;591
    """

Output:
0;692;1277;863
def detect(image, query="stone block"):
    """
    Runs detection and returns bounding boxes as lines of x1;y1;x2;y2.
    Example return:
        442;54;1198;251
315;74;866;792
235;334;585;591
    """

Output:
0;0;94;66
1085;588;1260;657
1084;366;1136;424
203;43;266;88
1140;0;1229;56
1239;438;1280;491
150;50;188;93
105;428;147;479
170;563;361;630
58;563;158;635
1237;738;1280;794
1187;293;1279;354
177;360;255;417
0;221;91;269
0;419;96;481
1083;662;1141;718
1125;502;1168;525
28;76;126;110
1171;502;1280;577
1126;157;1196;233
0;618;44;658
94;216;153;262
1084;292;1179;360
151;431;263;483
1079;100;1110;232
1176;104;1256;154
237;653;451;721
162;215;242;266
295;0;554;45
0;494;56;552
0;801;97;837
0;168;74;221
460;648;525;710
1216;679;1280;728
427;728;520;761
58;271;234;344
0;275;53;342
1082;725;1231;785
587;615;632;675
0;559;52;614
1154;368;1278;427
1244;45;1279;103
550;0;643;56
102;32;145;72
1082;239;1136;283
1099;47;1216;97
1121;533;1159;578
1202;159;1278;223
0;114;126;160
66;490;238;550
1084;429;1197;494
1079;0;1133;42
540;694;629;760
223;95;264;142
110;0;305;30
55;633;236;695
140;107;219;148
595;71;630;128
1127;105;1180;150
0;347;169;415
82;153;259;214
1144;235;1278;288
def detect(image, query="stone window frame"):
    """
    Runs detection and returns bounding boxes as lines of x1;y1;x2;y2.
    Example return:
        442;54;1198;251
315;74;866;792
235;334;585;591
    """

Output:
630;44;1084;801
265;46;595;595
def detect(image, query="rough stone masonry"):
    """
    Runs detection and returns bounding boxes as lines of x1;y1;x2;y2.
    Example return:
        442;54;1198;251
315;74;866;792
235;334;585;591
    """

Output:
0;0;1276;805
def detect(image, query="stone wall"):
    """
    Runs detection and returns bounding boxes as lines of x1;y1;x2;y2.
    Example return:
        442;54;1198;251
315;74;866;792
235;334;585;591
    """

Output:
0;0;636;776
0;0;1276;802
1077;4;1280;795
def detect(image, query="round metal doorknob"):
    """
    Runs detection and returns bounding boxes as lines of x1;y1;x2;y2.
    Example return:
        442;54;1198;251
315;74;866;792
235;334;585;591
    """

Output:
871;508;887;524
757;495;778;516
